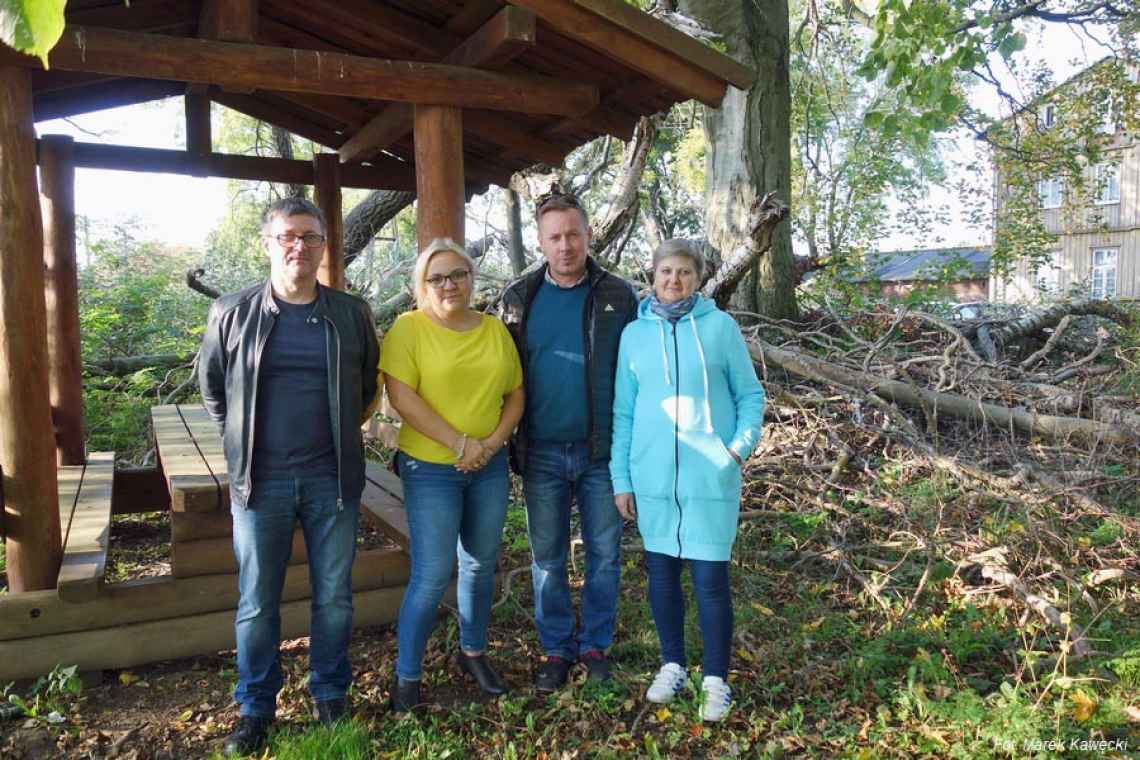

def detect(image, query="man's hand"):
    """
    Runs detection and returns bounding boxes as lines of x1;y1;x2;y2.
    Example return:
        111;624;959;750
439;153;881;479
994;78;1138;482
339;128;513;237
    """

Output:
614;492;637;521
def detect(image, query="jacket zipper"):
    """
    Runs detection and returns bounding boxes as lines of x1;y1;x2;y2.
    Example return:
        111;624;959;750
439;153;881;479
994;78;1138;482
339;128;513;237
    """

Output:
671;324;683;557
323;314;345;512
244;307;275;506
582;283;596;451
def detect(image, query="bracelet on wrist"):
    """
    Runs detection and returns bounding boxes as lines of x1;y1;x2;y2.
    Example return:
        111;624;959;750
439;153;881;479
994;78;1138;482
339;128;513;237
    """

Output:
454;433;468;459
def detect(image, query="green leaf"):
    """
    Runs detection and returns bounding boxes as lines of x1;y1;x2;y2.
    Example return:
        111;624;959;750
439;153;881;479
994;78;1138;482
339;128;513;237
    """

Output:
864;110;885;129
0;0;67;66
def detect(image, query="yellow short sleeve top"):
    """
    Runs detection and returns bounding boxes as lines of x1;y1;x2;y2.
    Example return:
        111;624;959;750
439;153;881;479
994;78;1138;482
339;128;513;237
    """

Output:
379;310;523;464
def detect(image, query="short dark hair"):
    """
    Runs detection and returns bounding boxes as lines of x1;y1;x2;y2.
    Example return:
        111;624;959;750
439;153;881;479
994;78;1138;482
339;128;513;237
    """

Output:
535;191;589;226
652;238;705;279
261;197;326;234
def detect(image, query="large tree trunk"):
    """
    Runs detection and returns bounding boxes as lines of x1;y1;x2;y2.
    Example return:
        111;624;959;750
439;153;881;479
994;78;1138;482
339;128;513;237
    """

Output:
678;0;797;319
343;190;416;268
505;188;528;275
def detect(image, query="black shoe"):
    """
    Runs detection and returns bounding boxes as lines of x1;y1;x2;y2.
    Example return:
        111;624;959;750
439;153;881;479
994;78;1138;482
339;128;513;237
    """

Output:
222;716;271;756
457;652;509;696
581;650;612;682
389;677;423;713
534;655;573;692
315;698;348;727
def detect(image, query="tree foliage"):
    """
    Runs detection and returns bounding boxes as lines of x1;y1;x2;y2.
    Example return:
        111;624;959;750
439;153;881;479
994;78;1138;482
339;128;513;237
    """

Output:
0;0;65;65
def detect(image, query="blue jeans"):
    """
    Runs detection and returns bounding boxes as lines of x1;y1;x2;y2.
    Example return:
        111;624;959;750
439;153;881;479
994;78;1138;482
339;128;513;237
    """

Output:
644;551;733;679
396;449;509;681
230;475;360;718
524;440;622;660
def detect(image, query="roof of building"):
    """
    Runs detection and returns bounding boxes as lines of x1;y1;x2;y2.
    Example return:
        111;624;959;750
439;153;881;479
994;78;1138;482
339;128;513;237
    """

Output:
22;0;755;195
858;246;992;282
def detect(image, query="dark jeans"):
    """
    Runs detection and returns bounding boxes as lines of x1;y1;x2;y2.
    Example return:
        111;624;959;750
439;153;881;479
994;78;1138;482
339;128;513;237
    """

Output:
230;475;360;718
524;440;622;660
395;449;509;681
644;550;733;679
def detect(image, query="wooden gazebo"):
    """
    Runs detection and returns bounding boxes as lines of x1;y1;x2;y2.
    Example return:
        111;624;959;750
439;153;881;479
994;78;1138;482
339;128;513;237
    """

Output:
0;0;753;681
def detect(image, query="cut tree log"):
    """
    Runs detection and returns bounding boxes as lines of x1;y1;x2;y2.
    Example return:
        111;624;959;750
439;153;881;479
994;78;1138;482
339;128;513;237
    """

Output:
750;339;1138;447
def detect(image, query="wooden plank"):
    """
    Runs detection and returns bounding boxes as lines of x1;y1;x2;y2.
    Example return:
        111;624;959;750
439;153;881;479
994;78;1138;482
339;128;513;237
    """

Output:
0;547;409;640
415;105;466;252
151;405;221;513
176;404;228;478
262;0;453;60
314;153;345;290
199;0;258;43
566;0;754;90
171;509;232;543
211;90;347;149
56;452;115;602
184;88;212;157
338;6;537;163
172;527;307;578
56;463;85;555
33;78;185;121
463;109;568;166
52;139;417;191
361;464;409;552
507;0;726;106
0;583;438;681
10;26;599;117
111;465;170;514
0;64;62;592
40;134;86;466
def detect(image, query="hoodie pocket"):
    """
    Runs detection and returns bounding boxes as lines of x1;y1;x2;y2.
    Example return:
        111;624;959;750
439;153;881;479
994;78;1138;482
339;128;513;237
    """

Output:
677;430;742;501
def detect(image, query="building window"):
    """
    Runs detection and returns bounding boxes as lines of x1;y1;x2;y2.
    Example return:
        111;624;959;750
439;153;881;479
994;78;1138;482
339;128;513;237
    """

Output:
1037;177;1063;209
1094;108;1115;135
1091;248;1118;299
1094;162;1120;205
1043;103;1056;128
1034;257;1060;294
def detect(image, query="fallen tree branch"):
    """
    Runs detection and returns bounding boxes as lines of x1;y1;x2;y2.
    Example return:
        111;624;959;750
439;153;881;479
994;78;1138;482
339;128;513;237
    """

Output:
749;339;1137;446
1019;315;1073;370
978;564;1091;660
186;268;220;299
700;192;790;309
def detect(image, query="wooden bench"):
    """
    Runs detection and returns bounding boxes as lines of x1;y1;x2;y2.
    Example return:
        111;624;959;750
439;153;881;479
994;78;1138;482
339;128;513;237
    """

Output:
153;403;412;573
152;404;225;513
56;451;115;602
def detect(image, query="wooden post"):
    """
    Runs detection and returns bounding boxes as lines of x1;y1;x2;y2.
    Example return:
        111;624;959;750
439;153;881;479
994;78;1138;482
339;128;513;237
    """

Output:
40;135;86;466
184;87;212;158
313;153;344;290
0;66;62;591
413;105;465;252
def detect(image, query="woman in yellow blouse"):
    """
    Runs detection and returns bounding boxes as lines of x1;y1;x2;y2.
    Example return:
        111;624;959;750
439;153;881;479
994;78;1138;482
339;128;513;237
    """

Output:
380;238;524;712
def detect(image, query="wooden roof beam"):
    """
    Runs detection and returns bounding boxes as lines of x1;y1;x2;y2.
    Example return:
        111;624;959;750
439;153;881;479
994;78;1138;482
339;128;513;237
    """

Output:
7;26;598;116
338;6;537;164
211;90;346;149
48;140;417;191
34;79;184;121
506;0;731;107
199;0;258;43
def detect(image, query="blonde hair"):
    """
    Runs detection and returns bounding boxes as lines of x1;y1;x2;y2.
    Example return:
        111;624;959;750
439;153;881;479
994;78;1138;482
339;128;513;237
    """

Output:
412;237;477;308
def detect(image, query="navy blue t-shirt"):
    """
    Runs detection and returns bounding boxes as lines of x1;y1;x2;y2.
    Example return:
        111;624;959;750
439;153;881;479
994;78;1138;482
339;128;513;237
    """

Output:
525;280;590;442
251;297;337;479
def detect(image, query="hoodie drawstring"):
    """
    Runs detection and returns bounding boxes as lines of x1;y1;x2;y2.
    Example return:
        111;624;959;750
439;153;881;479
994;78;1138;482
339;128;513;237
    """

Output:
657;320;671;385
688;313;714;433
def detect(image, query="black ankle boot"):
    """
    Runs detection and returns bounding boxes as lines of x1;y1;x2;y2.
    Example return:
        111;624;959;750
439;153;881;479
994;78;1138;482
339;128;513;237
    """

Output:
390;677;423;713
223;716;271;756
457;652;509;696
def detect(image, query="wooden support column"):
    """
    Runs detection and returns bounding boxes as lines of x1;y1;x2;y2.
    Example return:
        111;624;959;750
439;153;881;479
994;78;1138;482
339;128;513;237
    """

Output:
414;106;465;252
40;135;85;466
0;66;62;591
184;87;212;158
313;153;344;290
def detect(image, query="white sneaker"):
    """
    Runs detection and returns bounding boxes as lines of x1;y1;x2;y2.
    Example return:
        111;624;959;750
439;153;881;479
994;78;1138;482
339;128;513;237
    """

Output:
699;676;732;721
646;662;687;704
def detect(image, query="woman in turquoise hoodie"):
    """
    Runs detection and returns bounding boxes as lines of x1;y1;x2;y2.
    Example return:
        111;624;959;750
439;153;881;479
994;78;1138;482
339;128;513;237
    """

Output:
611;239;765;722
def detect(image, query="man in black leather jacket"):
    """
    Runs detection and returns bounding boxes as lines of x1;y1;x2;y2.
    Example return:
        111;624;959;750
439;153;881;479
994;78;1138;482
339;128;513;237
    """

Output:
198;198;379;755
